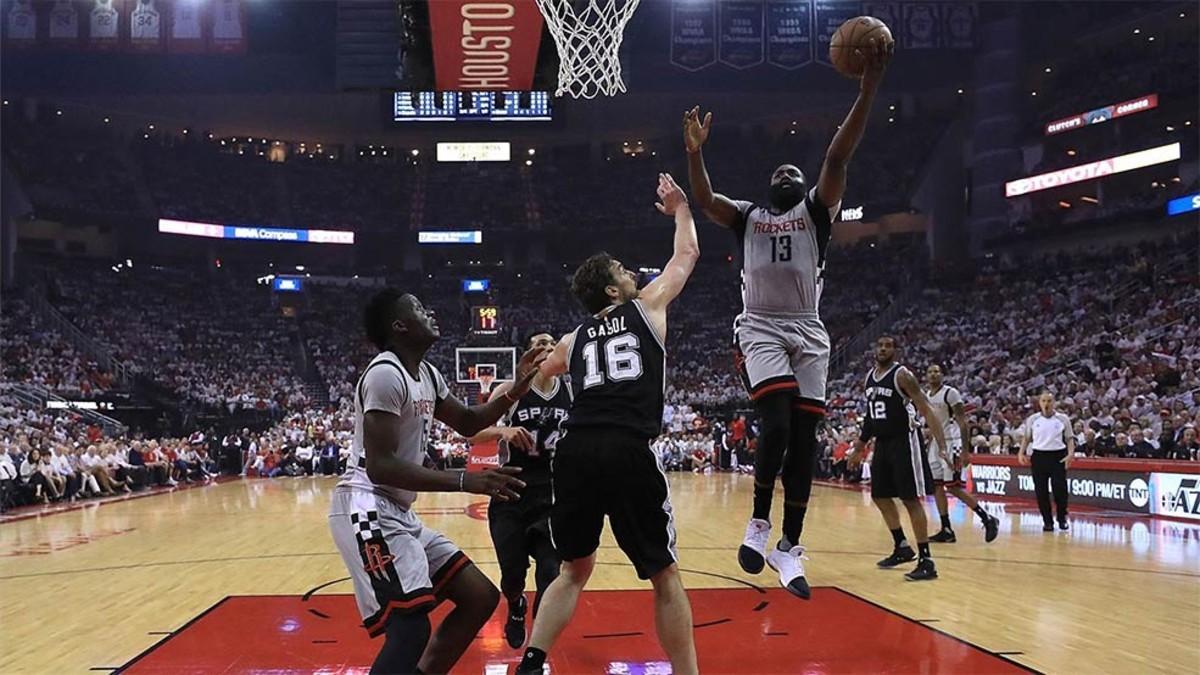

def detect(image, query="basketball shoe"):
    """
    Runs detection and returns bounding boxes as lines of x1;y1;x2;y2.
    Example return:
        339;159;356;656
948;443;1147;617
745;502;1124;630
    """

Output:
738;518;771;573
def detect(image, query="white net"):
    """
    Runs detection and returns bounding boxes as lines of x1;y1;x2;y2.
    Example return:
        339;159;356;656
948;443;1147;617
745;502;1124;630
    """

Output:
535;0;641;99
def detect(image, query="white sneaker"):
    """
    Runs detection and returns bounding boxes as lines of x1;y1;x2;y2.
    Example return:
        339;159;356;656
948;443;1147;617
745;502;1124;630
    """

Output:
767;545;812;599
738;518;771;574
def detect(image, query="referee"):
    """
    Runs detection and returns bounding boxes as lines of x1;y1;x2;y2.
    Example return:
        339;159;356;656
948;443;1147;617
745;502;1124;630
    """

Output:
1019;392;1075;532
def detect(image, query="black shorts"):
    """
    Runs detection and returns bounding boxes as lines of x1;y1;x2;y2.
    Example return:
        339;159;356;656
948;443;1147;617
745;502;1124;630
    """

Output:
489;483;554;575
550;427;678;580
870;429;933;500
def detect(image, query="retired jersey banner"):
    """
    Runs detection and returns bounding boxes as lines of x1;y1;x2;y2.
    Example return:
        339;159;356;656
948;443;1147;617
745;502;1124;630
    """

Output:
814;0;860;67
208;0;243;54
168;0;206;53
127;0;163;52
4;0;38;47
902;1;940;49
427;0;544;91
670;0;717;71
942;2;975;49
765;0;811;69
719;0;764;69
47;0;81;47
87;0;121;51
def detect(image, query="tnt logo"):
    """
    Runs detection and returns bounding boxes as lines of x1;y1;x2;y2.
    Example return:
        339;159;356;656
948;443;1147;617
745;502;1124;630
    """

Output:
1128;478;1149;508
1159;477;1200;516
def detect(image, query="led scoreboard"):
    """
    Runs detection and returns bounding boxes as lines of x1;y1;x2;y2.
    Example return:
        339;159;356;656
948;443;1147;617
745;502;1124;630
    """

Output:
472;306;500;336
392;91;552;122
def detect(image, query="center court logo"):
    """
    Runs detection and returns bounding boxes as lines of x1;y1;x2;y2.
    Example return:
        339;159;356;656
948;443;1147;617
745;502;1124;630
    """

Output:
1128;478;1149;508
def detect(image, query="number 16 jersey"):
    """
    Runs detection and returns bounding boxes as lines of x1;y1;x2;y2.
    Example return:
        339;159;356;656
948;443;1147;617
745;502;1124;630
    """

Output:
565;299;666;439
732;187;841;316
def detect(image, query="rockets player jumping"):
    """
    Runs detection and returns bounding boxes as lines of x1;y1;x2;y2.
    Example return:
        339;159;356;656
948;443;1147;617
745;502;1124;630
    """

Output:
685;37;892;598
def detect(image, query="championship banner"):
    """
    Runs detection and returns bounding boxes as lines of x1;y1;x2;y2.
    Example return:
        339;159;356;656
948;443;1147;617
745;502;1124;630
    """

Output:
168;0;206;53
4;0;39;48
208;0;243;54
86;0;122;51
427;0;544;91
765;0;811;69
967;464;1151;515
862;1;899;41
718;0;764;69
901;1;939;49
127;0;163;52
814;0;859;67
942;2;975;49
671;0;717;71
47;0;81;48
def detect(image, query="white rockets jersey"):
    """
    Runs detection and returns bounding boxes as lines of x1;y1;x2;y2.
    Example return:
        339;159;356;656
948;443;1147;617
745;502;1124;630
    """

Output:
926;385;964;442
732;187;841;316
336;351;449;508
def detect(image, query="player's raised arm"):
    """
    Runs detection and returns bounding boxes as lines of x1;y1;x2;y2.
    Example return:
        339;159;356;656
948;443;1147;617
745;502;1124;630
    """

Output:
539;331;575;378
897;367;948;460
683;107;741;228
816;36;893;208
640;173;699;329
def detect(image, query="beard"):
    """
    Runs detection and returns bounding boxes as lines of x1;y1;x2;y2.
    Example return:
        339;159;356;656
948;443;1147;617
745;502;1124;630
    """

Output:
768;182;804;211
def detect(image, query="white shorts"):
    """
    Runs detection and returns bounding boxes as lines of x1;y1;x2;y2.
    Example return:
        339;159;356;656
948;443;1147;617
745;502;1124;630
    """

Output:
328;488;468;636
734;312;830;410
927;438;964;486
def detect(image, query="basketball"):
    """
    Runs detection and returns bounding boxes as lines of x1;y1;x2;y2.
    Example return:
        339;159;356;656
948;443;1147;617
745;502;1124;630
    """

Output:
830;16;894;79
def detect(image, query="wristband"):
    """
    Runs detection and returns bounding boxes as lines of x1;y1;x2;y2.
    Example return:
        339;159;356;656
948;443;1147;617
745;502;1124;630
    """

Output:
458;470;465;492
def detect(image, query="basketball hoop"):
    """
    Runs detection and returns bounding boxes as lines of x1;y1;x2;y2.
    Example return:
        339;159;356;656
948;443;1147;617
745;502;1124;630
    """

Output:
535;0;641;99
478;373;496;403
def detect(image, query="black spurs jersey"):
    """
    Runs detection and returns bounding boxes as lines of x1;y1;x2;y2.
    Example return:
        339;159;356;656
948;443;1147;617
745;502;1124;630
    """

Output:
500;377;572;487
565;300;665;439
863;363;916;439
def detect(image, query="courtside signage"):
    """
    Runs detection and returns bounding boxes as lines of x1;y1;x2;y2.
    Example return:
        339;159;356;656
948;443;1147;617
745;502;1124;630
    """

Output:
1004;142;1181;197
1044;94;1159;135
158;219;355;244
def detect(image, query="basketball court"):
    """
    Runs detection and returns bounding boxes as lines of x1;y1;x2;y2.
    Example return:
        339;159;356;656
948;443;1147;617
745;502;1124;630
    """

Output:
2;475;1196;673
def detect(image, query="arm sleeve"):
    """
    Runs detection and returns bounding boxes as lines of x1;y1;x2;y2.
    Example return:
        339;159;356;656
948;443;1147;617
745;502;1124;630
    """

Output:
361;365;407;414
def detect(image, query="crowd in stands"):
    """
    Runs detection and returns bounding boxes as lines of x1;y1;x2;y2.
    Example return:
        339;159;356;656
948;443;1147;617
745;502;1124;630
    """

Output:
1;299;113;397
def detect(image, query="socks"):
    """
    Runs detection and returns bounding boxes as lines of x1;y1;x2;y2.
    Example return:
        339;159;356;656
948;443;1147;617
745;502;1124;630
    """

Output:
973;505;990;522
516;647;547;674
940;514;952;531
777;536;793;552
918;542;931;560
890;527;908;550
782;505;807;545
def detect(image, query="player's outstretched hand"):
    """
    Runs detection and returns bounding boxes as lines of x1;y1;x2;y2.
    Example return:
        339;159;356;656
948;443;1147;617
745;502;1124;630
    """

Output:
501;427;536;452
856;35;893;92
463;466;526;501
655;173;688;216
682;106;712;153
508;346;550;397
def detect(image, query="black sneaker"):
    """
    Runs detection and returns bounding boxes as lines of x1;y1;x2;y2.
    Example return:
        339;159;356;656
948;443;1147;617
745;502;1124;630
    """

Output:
904;558;938;581
929;529;957;543
877;547;917;568
1058;520;1069;531
984;516;1000;543
504;596;527;649
1043;523;1054;532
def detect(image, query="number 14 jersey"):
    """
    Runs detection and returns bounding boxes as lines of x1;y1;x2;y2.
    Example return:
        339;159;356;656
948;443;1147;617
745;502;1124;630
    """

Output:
732;187;841;316
566;299;666;439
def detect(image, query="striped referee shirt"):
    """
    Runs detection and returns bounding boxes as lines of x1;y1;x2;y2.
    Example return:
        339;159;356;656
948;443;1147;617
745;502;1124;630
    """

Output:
1025;412;1072;451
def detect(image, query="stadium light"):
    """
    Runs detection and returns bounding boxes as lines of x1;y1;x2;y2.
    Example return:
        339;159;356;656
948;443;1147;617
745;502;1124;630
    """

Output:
56;110;63;116
1044;67;1052;73
1;100;7;105
103;117;110;123
1067;149;1076;156
528;148;536;156
1166;125;1175;131
126;259;133;268
182;129;188;134
148;124;155;129
411;149;420;156
295;265;305;271
1031;91;1038;97
1133;28;1140;34
1148;36;1155;42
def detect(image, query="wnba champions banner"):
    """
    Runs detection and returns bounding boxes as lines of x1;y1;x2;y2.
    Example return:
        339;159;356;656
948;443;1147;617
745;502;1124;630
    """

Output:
670;0;717;71
941;2;975;49
718;0;764;69
813;0;859;67
765;0;811;69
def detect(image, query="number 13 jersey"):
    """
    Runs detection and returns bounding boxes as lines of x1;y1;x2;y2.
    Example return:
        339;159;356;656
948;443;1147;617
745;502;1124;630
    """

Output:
732;187;841;316
566;299;666;439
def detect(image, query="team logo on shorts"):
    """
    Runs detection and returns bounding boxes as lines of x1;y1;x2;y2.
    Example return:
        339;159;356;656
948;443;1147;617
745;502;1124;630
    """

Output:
362;542;396;579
